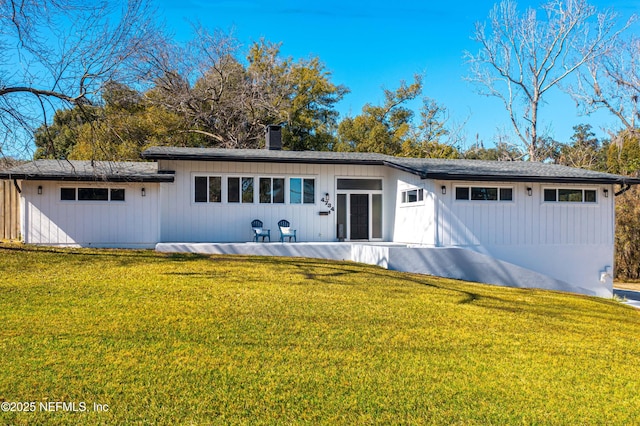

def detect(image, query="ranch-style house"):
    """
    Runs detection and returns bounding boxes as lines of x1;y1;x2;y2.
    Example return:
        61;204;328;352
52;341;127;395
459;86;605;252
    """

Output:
3;126;638;297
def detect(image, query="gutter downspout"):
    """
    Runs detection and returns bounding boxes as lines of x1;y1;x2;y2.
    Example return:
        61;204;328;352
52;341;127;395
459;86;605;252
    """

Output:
615;184;632;197
12;178;21;194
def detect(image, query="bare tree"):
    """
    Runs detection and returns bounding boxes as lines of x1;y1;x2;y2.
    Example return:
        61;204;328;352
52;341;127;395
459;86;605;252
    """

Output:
569;36;640;134
148;28;287;148
149;27;257;148
150;28;347;150
466;0;626;161
0;0;162;157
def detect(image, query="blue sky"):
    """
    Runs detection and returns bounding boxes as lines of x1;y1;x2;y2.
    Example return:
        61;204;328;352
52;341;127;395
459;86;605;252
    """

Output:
156;0;639;148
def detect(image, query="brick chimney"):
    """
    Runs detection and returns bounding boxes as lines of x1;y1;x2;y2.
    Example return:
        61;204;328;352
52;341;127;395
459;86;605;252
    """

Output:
265;125;282;150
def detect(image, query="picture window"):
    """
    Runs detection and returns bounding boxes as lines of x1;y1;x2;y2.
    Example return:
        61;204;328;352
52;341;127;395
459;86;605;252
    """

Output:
61;187;125;202
455;186;512;201
544;188;596;203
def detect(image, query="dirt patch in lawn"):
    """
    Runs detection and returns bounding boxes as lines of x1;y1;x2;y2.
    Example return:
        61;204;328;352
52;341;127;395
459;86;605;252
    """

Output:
614;282;640;292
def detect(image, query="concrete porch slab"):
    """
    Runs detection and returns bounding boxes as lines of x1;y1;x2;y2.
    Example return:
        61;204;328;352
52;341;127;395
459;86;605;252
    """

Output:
156;242;357;261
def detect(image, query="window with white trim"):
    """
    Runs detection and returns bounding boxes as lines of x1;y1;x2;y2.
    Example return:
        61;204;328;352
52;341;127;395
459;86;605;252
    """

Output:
61;187;125;202
455;186;513;201
543;188;596;203
194;176;221;203
227;177;254;203
259;177;285;204
193;175;316;204
401;188;424;204
289;178;315;204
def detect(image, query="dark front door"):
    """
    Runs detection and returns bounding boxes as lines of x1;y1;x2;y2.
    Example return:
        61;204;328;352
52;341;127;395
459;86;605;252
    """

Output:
350;194;369;240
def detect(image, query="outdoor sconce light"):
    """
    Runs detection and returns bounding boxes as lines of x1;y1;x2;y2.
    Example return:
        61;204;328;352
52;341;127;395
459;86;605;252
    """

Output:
141;187;146;197
527;187;532;196
37;185;42;195
441;186;446;195
603;188;609;198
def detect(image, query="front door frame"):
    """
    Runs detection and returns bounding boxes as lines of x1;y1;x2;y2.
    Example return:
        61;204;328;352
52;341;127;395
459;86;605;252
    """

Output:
335;177;384;242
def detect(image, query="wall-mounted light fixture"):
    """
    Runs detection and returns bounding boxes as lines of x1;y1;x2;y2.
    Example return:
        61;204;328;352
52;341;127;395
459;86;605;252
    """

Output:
37;185;42;195
603;188;609;198
141;187;146;197
527;187;532;196
441;186;446;195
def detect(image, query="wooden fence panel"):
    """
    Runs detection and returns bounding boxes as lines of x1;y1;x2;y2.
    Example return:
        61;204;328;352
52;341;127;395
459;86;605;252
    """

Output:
1;180;20;240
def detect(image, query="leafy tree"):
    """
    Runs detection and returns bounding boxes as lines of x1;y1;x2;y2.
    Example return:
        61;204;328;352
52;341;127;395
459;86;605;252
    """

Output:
281;56;349;151
607;129;640;175
247;40;348;151
35;82;195;161
337;76;461;158
615;186;640;280
69;83;195;161
402;141;460;159
464;141;523;161
336;76;422;155
466;0;624;161
557;124;606;170
400;98;461;158
601;129;640;280
69;104;193;161
534;136;563;164
34;106;101;159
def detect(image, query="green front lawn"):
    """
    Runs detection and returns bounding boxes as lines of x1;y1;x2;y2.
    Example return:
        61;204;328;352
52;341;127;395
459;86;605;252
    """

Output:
0;245;638;424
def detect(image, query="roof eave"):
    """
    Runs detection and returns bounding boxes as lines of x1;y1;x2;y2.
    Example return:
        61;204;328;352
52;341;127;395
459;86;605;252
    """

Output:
142;151;385;166
422;173;635;185
382;161;428;178
0;173;175;183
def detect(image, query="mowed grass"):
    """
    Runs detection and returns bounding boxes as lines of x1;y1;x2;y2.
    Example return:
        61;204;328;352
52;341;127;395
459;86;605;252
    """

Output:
0;246;639;424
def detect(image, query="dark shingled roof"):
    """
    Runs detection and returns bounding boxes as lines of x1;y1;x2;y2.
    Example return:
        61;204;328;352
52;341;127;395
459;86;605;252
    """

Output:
0;160;175;182
142;146;640;185
386;157;640;184
3;150;637;186
142;146;390;164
